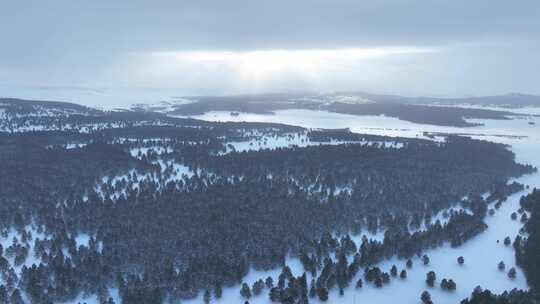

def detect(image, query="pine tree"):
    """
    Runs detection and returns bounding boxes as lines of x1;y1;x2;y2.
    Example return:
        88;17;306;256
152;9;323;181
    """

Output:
356;278;363;289
316;287;328;301
252;279;264;296
390;265;398;277
422;255;430;265
406;259;413;268
382;272;390;284
105;297;116;304
508;267;517;279
203;290;211;304
400;269;407;279
265;276;274;288
441;278;449;290
521;213;529;223
374;277;383;288
309;279;316;298
421;290;433;304
215;283;222;299
269;287;281;302
240;283;252;299
447;279;457;290
426;271;436;287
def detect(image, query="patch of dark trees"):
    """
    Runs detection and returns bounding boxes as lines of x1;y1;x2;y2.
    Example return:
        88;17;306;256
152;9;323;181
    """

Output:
460;287;538;304
515;189;540;291
250;219;477;304
324;102;513;127
181;136;534;218
0;97;101;116
0;98;304;136
305;129;424;146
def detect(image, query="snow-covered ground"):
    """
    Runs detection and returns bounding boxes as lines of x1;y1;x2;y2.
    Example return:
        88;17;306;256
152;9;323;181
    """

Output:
182;108;539;141
66;143;87;149
180;109;540;304
223;132;404;154
179;110;427;139
129;146;173;159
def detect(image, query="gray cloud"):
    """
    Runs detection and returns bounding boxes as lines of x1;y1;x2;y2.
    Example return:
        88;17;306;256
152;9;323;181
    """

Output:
1;0;539;106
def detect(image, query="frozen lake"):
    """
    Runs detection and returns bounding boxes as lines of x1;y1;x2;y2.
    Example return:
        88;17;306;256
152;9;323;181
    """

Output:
181;108;539;140
180;109;540;304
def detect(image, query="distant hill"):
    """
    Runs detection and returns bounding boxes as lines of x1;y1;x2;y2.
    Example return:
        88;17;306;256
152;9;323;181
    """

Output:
3;92;538;128
348;92;540;108
131;92;530;127
0;97;103;116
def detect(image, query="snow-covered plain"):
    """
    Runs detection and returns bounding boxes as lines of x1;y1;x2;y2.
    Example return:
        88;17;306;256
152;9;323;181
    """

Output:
180;109;540;304
183;109;538;141
223;132;404;154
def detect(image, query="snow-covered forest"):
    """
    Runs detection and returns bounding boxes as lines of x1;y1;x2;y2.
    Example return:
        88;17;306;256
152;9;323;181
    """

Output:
1;97;540;304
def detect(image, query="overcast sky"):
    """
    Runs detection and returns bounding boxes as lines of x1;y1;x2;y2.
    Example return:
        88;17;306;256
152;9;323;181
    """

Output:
1;0;539;106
